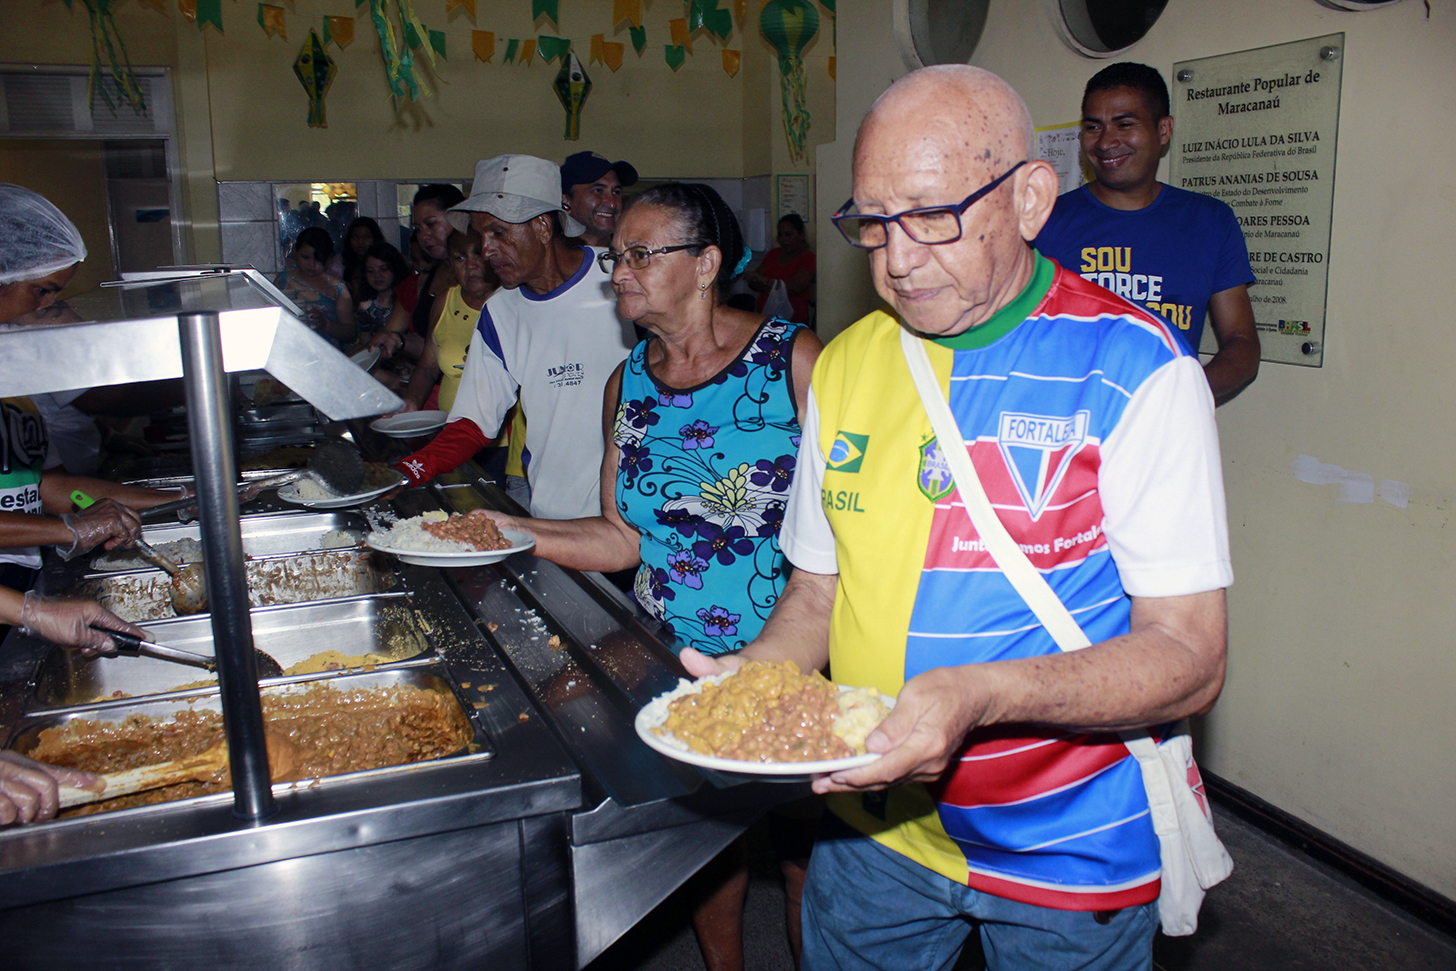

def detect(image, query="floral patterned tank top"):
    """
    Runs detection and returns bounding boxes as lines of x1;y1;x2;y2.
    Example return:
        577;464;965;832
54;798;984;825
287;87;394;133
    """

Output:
615;318;803;655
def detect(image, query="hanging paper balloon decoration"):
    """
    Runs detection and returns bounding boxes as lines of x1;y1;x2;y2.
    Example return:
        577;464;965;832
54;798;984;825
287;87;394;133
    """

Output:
553;50;593;140
759;0;819;163
294;28;338;128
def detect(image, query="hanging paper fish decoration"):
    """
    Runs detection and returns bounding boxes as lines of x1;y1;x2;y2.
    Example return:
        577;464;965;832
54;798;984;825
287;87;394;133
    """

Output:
294;29;338;128
553;51;592;141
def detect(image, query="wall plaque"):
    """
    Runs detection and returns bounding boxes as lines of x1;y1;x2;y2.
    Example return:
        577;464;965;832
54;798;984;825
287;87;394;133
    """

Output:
1170;33;1344;367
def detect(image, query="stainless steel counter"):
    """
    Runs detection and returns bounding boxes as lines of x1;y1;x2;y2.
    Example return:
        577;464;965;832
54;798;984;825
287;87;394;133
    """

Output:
0;461;804;970
0;276;802;968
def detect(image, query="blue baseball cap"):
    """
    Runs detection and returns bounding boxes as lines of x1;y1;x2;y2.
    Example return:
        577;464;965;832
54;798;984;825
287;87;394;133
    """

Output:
560;152;639;194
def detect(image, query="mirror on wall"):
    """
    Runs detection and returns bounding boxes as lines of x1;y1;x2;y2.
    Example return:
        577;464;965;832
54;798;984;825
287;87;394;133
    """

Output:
896;0;991;68
274;182;358;269
1052;0;1169;57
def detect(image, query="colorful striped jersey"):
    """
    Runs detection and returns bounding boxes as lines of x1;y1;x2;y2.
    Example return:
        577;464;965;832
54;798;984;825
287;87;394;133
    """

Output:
782;256;1231;910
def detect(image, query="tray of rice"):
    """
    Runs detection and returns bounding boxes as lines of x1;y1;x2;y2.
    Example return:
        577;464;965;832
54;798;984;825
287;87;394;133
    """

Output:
366;511;535;567
635;660;893;777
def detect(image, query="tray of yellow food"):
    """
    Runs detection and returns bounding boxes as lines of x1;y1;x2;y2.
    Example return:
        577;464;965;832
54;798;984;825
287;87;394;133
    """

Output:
634;660;893;776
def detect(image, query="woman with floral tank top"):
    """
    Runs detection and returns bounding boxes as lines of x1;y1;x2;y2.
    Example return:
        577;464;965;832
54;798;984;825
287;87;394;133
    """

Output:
484;182;821;656
481;182;823;971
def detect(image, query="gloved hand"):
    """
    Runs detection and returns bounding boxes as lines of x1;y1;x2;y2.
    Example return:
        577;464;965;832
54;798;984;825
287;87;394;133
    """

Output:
236;481;264;506
20;591;149;656
57;498;142;560
0;750;103;826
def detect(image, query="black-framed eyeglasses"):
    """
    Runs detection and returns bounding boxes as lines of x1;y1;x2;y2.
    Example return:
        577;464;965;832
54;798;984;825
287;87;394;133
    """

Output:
830;161;1028;250
597;244;700;273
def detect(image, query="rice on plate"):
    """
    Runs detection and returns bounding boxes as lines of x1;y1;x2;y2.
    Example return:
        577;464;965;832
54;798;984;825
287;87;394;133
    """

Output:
367;512;476;553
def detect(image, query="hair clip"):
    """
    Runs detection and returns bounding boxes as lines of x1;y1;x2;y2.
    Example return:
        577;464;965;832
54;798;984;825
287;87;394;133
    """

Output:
733;248;752;278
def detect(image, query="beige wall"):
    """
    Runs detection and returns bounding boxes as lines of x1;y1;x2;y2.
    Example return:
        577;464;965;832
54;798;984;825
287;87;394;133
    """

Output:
0;140;117;298
3;1;836;264
818;0;1456;900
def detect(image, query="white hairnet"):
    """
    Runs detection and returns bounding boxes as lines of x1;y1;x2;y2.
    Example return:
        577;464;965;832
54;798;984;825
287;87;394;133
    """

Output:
0;183;87;286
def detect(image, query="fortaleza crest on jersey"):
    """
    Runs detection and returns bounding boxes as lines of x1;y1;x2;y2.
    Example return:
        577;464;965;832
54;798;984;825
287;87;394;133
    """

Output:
827;431;868;473
917;437;953;502
996;410;1089;521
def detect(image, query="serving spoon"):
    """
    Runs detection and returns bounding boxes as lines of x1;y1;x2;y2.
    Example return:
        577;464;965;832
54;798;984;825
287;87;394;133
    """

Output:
56;729;297;808
73;492;208;615
89;625;286;680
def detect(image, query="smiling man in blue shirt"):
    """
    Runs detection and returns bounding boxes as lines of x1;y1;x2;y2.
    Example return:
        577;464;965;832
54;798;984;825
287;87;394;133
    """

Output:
1035;62;1259;406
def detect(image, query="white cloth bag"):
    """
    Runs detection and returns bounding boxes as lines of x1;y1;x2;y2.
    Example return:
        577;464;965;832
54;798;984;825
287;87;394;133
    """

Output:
899;327;1233;936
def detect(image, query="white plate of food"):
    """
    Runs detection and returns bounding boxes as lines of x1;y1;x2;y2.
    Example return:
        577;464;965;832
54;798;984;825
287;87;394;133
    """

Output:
365;512;535;567
350;347;381;371
276;470;405;509
634;661;893;777
370;411;448;438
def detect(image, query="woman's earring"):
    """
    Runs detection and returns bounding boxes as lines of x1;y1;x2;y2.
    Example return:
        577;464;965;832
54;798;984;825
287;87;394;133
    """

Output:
699;283;709;299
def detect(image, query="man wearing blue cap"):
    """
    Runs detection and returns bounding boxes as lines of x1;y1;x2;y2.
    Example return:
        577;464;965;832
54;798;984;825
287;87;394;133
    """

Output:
560;151;639;248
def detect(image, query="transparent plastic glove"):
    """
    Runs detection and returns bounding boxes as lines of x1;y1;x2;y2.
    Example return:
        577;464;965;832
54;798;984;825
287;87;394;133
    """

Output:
58;498;141;560
20;591;148;656
0;750;102;826
236;481;264;506
171;483;199;523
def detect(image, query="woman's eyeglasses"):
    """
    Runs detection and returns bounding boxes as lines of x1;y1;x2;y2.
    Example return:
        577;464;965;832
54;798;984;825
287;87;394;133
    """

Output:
830;161;1027;250
597;244;700;273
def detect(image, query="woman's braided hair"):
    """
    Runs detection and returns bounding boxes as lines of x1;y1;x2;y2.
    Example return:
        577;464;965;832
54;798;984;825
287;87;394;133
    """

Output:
632;182;747;300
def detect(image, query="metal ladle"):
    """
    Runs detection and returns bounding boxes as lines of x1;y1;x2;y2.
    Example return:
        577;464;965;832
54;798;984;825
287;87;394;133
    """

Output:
73;492;208;615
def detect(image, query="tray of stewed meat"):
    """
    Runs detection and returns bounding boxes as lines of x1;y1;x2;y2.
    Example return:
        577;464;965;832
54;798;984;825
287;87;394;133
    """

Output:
634;660;893;776
366;511;535;567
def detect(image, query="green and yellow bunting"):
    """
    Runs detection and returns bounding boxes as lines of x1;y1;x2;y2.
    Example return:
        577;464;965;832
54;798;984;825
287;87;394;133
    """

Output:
322;15;354;47
531;0;558;27
538;35;570;63
472;30;495;61
257;3;285;39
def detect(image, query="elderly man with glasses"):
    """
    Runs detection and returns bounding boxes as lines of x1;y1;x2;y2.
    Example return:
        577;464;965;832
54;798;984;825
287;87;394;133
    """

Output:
682;65;1232;971
393;154;636;519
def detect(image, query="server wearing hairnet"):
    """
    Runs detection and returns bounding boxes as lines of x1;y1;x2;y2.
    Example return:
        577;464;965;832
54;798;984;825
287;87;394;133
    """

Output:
0;184;175;635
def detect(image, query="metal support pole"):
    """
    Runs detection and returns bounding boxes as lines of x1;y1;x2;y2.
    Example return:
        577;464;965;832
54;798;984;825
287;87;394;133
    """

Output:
177;312;276;820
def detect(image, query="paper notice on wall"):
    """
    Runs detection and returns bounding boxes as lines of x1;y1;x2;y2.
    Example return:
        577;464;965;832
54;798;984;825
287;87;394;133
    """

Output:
1035;122;1084;197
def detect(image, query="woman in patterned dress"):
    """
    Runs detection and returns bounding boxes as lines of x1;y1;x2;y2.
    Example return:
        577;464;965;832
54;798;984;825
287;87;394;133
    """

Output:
483;183;822;971
486;182;820;654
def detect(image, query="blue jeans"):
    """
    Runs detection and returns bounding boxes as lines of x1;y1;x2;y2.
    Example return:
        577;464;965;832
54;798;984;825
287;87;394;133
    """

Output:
802;815;1157;971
